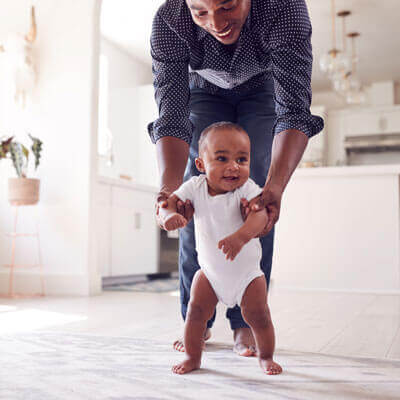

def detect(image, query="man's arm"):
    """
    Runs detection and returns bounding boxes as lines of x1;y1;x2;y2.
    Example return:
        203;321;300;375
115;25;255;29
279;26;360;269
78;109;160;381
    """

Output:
148;12;195;225
156;137;189;201
259;129;308;232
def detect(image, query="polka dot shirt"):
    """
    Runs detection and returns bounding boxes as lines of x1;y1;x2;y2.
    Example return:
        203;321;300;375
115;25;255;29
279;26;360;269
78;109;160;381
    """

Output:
147;0;324;144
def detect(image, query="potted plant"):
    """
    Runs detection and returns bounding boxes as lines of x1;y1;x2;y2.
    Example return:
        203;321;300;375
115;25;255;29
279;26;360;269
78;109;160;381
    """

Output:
0;134;43;206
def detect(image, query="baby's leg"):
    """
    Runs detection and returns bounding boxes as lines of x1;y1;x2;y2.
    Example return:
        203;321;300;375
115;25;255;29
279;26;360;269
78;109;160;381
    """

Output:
172;270;218;374
240;276;282;375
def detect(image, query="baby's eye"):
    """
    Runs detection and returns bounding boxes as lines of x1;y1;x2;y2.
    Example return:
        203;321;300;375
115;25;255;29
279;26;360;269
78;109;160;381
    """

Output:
237;157;248;163
217;156;227;162
196;12;207;18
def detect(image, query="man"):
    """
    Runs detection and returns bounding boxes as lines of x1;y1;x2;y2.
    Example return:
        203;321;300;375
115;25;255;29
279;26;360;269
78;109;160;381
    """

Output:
148;0;324;356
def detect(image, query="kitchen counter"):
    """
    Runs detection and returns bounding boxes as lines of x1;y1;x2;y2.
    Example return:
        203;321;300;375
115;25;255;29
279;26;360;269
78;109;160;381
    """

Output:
295;164;400;177
273;165;400;294
97;176;158;193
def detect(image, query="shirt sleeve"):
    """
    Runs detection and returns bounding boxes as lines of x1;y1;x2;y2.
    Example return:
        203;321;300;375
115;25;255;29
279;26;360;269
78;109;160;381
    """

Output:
147;12;193;145
269;0;324;139
237;178;263;201
173;177;196;203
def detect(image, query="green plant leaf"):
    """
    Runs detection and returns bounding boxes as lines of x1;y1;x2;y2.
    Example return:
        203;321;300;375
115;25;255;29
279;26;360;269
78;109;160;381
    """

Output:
10;142;25;177
28;133;42;170
0;137;13;159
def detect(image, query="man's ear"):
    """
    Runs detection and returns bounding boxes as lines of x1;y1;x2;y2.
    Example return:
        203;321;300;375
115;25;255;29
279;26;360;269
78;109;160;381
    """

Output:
195;157;205;173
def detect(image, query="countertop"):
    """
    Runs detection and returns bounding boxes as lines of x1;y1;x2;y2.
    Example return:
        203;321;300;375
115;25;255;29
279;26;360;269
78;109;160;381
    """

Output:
294;164;400;177
97;176;158;193
98;164;400;190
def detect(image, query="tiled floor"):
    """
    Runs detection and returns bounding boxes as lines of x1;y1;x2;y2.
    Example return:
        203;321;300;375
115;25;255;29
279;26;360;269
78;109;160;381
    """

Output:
0;287;399;360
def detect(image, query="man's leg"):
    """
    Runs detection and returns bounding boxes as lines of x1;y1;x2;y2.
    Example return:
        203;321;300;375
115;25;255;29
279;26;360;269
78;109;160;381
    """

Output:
175;88;235;351
227;86;276;355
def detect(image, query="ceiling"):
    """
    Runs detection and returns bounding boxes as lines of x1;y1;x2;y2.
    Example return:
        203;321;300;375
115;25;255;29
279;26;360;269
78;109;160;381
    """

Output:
100;0;400;91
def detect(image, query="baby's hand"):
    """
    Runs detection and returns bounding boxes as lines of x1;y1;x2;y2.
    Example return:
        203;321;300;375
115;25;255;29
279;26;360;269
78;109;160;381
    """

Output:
218;233;247;261
162;212;187;231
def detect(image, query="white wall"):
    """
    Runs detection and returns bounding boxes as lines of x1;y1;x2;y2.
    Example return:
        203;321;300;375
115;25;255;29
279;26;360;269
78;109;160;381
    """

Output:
98;37;153;179
0;0;99;295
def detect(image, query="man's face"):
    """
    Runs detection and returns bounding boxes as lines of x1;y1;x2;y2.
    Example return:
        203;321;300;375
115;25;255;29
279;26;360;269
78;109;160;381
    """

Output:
186;0;251;45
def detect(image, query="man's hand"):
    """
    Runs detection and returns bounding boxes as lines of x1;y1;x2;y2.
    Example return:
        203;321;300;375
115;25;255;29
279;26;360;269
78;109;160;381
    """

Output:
240;183;283;236
176;198;194;223
155;191;194;230
155;191;170;230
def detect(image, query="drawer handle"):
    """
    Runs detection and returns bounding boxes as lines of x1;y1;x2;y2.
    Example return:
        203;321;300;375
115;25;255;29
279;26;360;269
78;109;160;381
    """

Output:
134;213;141;229
379;116;388;132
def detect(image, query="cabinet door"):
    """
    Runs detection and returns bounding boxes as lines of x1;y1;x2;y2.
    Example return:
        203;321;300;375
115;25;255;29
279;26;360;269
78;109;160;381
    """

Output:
344;111;380;137
381;110;400;134
344;107;400;137
111;187;158;276
95;183;112;277
300;106;326;166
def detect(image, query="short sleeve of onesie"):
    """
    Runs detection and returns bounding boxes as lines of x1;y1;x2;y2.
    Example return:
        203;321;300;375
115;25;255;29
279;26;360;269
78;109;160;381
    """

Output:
173;176;198;203
236;178;263;201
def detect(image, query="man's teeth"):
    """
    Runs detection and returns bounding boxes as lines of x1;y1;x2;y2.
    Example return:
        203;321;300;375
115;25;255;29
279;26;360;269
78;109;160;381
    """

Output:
217;27;232;37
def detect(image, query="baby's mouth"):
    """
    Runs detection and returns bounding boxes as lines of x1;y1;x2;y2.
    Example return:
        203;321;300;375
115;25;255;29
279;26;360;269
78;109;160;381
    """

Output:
222;176;239;181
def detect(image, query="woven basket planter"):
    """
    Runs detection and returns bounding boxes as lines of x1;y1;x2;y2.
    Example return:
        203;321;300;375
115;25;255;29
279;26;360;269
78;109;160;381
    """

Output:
8;178;40;206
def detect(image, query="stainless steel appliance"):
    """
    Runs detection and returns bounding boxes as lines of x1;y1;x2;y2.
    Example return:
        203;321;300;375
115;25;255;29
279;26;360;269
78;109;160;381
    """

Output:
344;133;400;165
158;228;179;274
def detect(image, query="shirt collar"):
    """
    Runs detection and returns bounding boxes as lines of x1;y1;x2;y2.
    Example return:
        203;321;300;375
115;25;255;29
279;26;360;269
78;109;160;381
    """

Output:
195;1;252;41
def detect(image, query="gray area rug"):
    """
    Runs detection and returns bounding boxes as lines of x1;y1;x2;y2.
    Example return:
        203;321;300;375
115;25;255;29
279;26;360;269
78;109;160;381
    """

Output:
1;332;400;400
104;278;179;293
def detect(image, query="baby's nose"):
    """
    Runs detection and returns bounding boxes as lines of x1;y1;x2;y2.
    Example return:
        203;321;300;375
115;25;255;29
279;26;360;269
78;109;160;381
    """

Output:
227;161;239;171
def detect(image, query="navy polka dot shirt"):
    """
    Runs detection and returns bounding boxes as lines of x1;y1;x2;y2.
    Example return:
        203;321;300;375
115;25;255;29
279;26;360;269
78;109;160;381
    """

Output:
148;0;324;145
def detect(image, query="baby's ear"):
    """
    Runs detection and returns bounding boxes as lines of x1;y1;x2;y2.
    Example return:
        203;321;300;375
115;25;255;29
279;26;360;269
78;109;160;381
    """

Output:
195;157;205;173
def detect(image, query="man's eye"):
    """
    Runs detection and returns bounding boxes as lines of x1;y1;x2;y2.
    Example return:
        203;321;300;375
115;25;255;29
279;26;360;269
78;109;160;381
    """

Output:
196;12;207;18
217;156;226;162
223;1;236;10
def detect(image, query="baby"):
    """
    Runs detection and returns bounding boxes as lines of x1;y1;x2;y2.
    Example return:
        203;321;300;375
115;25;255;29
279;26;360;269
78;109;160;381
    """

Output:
159;121;282;376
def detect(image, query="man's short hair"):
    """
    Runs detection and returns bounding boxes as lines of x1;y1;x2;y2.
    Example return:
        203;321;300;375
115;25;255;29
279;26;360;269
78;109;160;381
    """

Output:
198;121;247;155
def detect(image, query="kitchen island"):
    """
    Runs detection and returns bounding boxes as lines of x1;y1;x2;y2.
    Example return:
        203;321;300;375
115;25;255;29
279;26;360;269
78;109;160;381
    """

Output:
272;164;400;294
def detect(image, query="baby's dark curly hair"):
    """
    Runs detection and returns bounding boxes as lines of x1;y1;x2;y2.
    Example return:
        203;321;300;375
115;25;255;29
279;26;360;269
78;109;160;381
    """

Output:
198;121;248;156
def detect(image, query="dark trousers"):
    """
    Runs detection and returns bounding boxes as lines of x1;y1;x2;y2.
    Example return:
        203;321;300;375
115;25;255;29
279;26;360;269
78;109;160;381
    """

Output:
179;80;276;330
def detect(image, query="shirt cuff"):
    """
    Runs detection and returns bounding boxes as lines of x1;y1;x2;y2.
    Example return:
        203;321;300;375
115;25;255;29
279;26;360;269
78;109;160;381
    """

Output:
273;114;324;139
147;122;192;145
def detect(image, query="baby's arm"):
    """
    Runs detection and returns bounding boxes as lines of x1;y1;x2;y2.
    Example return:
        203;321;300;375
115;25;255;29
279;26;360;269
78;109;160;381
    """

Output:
218;207;268;261
158;194;188;231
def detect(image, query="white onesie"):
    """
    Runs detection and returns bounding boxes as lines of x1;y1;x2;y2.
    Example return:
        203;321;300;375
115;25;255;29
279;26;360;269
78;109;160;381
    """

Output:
174;175;264;308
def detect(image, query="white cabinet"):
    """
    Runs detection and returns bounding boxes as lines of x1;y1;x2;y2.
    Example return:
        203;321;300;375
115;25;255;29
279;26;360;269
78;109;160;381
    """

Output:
300;105;327;166
344;106;400;137
96;180;159;277
95;183;112;277
111;186;158;276
326;105;400;166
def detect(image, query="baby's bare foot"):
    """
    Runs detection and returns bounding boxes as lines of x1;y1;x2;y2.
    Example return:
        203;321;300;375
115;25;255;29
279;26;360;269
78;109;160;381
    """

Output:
172;357;201;374
173;328;211;352
259;358;282;375
164;213;187;231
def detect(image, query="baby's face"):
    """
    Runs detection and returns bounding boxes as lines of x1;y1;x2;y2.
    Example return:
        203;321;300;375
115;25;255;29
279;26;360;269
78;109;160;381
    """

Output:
196;128;250;195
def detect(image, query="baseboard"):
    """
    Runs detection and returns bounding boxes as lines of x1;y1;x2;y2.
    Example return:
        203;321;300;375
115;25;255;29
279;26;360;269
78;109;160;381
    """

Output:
0;271;89;296
272;285;400;295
